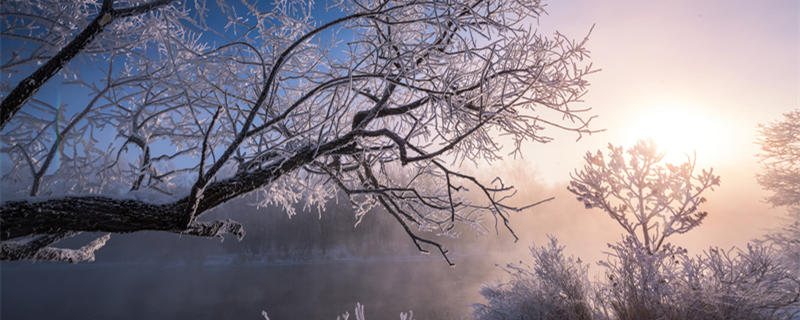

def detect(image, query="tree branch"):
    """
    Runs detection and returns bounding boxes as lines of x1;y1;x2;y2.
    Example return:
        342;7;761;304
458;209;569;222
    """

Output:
0;0;175;129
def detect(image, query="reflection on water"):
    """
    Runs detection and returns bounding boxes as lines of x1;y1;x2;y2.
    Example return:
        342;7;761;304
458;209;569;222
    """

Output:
2;255;494;319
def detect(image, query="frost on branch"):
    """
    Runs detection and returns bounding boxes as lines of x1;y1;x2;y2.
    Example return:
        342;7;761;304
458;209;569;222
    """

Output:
568;139;720;254
0;0;180;128
184;219;245;241
1;232;110;263
1;0;598;263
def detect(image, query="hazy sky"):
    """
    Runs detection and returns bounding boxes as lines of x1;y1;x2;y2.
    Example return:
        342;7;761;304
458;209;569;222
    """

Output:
467;0;799;260
521;0;799;182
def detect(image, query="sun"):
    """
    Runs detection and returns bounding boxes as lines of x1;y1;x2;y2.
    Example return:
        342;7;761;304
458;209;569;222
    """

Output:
623;102;731;165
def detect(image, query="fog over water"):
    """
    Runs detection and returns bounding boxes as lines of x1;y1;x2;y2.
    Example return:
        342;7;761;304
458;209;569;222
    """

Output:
2;166;784;320
2;196;506;319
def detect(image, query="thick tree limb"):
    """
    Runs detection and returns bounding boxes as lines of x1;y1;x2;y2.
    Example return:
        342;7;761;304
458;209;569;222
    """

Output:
1;197;183;240
1;133;356;240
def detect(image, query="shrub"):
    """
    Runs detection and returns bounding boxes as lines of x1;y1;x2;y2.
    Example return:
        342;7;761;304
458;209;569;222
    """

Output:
473;237;595;320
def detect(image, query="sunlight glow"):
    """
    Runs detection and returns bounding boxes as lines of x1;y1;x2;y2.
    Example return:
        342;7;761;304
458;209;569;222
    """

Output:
623;101;733;165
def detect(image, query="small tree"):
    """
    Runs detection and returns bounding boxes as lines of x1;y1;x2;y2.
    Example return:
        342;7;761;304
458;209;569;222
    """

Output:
568;139;720;254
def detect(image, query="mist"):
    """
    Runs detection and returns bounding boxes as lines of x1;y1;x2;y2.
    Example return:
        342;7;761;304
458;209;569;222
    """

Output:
2;194;500;319
2;161;786;319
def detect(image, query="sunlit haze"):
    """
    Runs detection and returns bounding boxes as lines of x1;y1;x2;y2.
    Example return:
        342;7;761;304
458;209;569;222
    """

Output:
623;100;735;165
1;0;797;318
521;0;798;185
481;0;798;260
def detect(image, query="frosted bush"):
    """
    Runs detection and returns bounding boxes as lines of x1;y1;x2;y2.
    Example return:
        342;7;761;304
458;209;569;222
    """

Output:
473;236;594;320
478;236;799;320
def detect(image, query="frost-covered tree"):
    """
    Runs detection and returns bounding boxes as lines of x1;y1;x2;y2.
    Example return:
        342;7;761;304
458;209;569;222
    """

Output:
570;140;797;319
757;109;800;278
0;0;597;263
568;140;720;254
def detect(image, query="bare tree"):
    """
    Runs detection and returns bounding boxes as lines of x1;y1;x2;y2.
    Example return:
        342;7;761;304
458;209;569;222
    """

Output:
1;0;598;263
568;140;720;254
